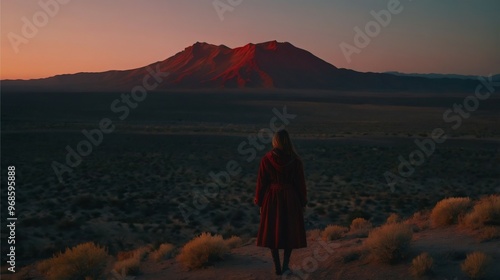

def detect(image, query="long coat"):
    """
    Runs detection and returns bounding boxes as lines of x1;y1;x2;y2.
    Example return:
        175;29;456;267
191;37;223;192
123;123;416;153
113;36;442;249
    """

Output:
254;148;307;249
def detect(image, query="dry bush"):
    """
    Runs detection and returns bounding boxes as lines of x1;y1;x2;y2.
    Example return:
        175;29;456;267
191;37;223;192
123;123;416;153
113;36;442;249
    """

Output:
349;218;372;237
430;197;472;227
461;251;491;279
176;232;229;270
462;195;500;230
113;246;151;276
386;213;401;224
410;252;433;277
322;225;348;241
364;223;413;264
224;236;243;249
150;243;175;262
113;257;140;277
405;211;430;231
36;242;110;280
477;226;500;241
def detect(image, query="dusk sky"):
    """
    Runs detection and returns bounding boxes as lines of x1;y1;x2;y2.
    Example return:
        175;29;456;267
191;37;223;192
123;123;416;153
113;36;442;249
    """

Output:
1;0;499;80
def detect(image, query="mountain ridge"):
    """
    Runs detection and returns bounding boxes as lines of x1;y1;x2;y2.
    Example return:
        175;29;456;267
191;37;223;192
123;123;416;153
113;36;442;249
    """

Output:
1;41;481;92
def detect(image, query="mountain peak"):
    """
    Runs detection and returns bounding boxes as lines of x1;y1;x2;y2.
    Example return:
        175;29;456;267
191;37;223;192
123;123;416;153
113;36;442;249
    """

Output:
2;41;478;92
263;40;278;50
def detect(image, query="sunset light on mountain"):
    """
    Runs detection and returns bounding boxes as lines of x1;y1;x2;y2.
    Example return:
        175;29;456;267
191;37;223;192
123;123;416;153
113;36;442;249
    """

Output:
2;0;499;79
1;1;499;280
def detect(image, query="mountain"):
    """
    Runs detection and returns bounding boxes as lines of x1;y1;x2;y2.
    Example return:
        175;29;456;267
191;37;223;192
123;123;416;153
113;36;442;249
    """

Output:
1;41;479;92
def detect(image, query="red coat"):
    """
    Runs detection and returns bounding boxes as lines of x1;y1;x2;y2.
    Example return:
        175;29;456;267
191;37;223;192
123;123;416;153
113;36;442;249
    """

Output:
254;148;307;249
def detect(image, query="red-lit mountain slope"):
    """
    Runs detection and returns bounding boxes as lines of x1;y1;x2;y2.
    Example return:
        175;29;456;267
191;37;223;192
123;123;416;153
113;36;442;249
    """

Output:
2;41;477;92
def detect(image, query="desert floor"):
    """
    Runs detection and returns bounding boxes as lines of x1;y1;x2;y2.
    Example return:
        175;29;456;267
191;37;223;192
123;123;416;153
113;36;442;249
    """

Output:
135;226;500;280
1;90;499;278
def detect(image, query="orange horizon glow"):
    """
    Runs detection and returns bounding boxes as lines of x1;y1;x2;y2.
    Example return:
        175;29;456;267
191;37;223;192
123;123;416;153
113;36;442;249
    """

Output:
1;0;499;80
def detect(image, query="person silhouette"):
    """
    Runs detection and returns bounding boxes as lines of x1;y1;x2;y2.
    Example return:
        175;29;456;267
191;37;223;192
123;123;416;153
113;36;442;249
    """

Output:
254;129;308;275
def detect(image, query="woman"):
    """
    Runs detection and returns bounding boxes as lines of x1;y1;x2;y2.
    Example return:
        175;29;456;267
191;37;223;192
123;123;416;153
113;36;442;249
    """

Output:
254;129;307;275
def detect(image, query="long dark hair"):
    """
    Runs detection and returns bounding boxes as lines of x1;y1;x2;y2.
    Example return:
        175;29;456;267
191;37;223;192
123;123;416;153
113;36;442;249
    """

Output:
272;129;298;158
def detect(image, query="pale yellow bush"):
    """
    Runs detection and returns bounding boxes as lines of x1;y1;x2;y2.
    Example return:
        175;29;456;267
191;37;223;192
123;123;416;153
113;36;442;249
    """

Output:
410;252;433;277
405;211;430;231
322;225;348;241
36;242;110;280
224;236;243;249
477;226;500;241
113;246;151;275
349;218;372;237
386;213;401;224
113;257;140;276
461;251;491;279
176;232;229;269
364;223;413;264
150;243;175;262
462;195;500;230
430;197;472;227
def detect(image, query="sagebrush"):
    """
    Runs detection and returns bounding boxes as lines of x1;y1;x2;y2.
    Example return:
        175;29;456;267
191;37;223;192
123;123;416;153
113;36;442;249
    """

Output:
404;211;430;231
410;252;433;277
150;243;175;262
224;236;243;249
430;197;472;227
364;223;413;264
176;232;229;269
114;246;151;276
37;242;110;280
349;217;372;237
461;251;491;279
462;195;500;230
386;213;401;224
322;225;348;241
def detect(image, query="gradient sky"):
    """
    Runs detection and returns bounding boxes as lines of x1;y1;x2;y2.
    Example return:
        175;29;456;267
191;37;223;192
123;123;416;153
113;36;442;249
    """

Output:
1;0;499;80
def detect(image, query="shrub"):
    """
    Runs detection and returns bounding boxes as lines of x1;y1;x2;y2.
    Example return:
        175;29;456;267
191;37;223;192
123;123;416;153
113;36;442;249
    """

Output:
322;225;348;241
224;236;243;249
113;257;140;277
405;211;430;231
477;226;500;241
36;242;110;280
410;252;433;277
113;246;151;275
430;197;472;227
386;213;400;224
176;232;229;269
461;252;491;279
364;223;413;264
349;218;372;237
462;195;500;230
150;243;175;262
